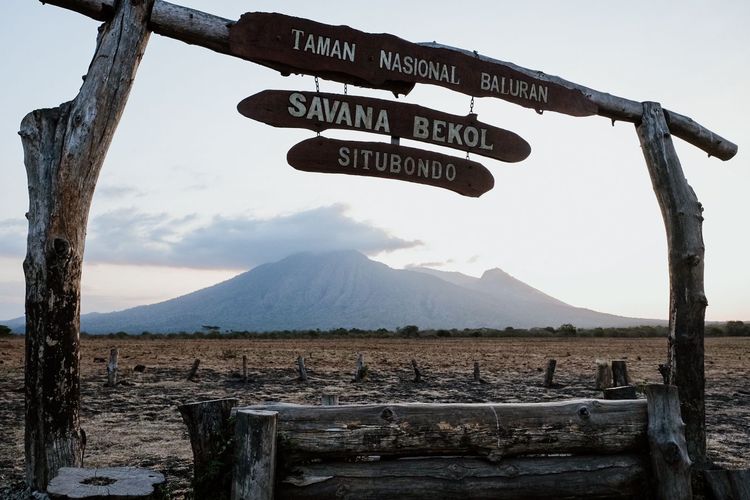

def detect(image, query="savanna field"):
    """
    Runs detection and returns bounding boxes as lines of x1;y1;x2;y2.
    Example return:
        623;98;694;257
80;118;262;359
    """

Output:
1;335;748;498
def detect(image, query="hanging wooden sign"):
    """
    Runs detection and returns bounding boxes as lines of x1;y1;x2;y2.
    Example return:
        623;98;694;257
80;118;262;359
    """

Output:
239;90;531;163
287;137;494;197
229;12;598;117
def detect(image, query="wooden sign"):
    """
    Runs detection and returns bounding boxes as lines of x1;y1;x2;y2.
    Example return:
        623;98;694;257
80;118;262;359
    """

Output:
229;12;598;117
287;137;494;197
239;90;531;163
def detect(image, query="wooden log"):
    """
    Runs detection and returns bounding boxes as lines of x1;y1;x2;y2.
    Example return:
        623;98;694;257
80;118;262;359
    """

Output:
612;360;630;387
411;359;423;383
645;385;692;500
187;358;200;381
236;400;648;462
296;355;308;382
20;0;153;491
105;348;119;387
242;355;248;383
543;359;556;388
604;386;637;400
638;102;708;464
596;359;613;390
278;454;650;499
321;394;339;406
178;398;238;500
704;468;750;500
232;410;277;500
47;466;165;499
42;0;737;160
352;353;368;382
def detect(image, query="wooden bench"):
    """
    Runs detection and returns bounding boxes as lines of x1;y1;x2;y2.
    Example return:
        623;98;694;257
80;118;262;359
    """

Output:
180;384;692;499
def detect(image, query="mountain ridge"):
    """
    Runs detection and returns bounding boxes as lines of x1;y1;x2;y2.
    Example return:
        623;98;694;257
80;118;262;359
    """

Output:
5;250;659;333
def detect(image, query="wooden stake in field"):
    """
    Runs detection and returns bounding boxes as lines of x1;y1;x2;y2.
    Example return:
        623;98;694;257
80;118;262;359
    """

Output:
106;348;119;387
543;359;557;388
595;359;613;390
296;355;309;382
187;359;201;382
612;360;630;387
242;355;248;383
411;359;423;383
353;353;368;382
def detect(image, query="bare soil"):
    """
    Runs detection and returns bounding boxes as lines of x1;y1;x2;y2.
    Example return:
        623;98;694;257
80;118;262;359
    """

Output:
1;336;748;497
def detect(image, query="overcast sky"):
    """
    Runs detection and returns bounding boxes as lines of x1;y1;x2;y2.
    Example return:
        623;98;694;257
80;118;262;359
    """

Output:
0;0;748;322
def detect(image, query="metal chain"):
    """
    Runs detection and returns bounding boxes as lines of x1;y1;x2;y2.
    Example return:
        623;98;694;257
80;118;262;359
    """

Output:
469;96;475;114
344;83;348;95
314;76;320;93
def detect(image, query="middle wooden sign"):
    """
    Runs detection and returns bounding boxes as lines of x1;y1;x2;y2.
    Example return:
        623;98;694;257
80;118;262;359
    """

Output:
238;90;531;163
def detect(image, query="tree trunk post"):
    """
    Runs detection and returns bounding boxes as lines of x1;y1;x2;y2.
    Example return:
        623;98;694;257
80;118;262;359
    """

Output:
178;398;238;500
232;409;278;500
611;360;630;388
296;355;308;382
321;394;339;406
595;359;612;390
543;359;557;388
353;353;368;382
106;348;119;387
637;102;707;464
411;359;422;383
187;358;201;381
645;385;692;499
21;0;153;491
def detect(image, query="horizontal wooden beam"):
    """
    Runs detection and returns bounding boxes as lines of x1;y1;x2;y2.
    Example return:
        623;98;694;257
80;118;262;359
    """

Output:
41;0;737;161
278;454;650;499
234;400;648;463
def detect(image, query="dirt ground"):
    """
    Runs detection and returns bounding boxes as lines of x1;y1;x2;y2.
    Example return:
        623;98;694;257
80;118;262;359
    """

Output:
1;336;748;497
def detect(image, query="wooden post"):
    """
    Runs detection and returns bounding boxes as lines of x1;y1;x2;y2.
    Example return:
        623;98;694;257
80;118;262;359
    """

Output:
296;355;308;382
20;0;153;491
603;386;637;400
595;359;613;390
321;394;339;406
704;469;750;500
178;398;238;500
637;102;707;464
645;385;692;499
106;348;119;387
187;359;200;381
411;359;422;383
47;466;166;499
543;359;557;388
353;353;368;382
232;410;278;500
612;360;630;387
242;355;248;383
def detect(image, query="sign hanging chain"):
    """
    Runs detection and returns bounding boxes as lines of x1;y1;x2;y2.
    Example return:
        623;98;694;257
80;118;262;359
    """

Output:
344;83;348;95
314;76;320;93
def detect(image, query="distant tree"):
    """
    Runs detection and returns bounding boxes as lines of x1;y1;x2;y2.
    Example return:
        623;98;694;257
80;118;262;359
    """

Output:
436;329;451;337
558;324;577;336
202;325;220;331
400;325;420;338
0;325;11;337
726;321;748;336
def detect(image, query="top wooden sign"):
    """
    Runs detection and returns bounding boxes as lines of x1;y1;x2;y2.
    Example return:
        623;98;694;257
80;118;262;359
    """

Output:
229;12;598;117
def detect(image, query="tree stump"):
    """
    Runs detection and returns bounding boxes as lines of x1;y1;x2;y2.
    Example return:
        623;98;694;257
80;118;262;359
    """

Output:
178;398;238;500
612;360;629;387
47;467;165;499
595;359;612;390
232;410;277;500
543;359;557;388
321;394;339;406
603;386;637;400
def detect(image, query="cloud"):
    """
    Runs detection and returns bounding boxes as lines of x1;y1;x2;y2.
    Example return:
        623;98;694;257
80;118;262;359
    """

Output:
405;259;454;270
85;204;420;270
95;185;145;199
0;218;26;258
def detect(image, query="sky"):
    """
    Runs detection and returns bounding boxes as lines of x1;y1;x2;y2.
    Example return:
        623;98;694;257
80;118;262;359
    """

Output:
0;1;748;323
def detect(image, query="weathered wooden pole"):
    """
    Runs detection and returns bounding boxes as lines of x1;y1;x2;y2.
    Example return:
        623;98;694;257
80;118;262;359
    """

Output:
232;409;278;500
179;398;238;500
296;355;308;382
20;0;153;491
645;385;692;499
106;348;119;387
637;102;707;465
611;360;630;387
543;359;557;388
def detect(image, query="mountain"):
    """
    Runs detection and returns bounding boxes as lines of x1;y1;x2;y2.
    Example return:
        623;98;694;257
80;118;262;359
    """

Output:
6;251;657;334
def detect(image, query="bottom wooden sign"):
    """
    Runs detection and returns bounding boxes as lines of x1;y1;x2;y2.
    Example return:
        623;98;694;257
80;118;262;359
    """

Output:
287;137;494;197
